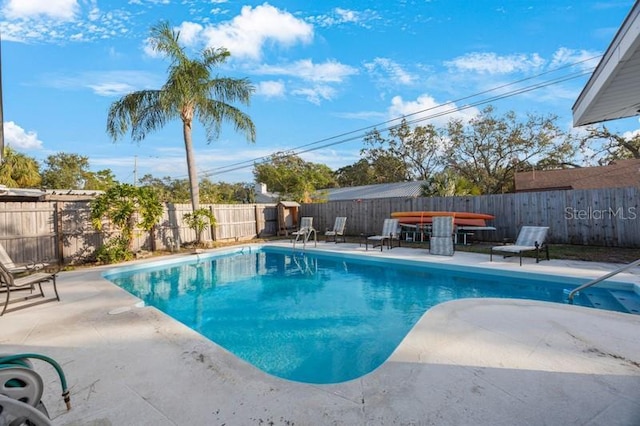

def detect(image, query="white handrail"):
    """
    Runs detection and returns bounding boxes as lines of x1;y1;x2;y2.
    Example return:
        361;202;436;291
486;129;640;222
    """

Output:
567;258;640;301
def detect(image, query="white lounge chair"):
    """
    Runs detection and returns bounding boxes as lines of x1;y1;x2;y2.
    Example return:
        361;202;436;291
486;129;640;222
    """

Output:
429;216;454;256
325;217;347;243
490;226;550;266
366;219;400;251
0;261;59;316
0;242;51;274
292;217;317;248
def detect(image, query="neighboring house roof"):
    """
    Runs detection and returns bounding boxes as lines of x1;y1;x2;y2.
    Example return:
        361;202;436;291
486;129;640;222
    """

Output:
0;186;46;201
0;187;105;201
573;2;640;126
319;181;428;202
515;159;640;192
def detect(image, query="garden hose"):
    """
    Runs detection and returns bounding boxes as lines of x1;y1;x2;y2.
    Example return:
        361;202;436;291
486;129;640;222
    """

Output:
0;353;71;411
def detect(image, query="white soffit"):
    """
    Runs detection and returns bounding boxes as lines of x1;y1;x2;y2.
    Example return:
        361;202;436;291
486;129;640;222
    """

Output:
573;1;640;127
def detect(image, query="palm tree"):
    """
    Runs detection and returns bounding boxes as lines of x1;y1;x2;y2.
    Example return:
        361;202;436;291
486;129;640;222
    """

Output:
107;21;256;211
0;146;42;188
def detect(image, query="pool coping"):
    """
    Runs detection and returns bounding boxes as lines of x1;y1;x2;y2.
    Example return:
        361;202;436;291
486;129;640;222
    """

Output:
3;242;640;425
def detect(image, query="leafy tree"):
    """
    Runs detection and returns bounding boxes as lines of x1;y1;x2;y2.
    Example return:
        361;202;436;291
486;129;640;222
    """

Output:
421;168;481;197
138;174;191;203
41;153;90;189
83;169;118;190
369;153;407;184
138;174;253;203
253;152;337;202
41;152;114;190
361;118;444;183
444;106;577;194
201;180;254;203
90;183;164;260
579;125;640;165
335;159;376;187
107;21;256;213
0;146;41;187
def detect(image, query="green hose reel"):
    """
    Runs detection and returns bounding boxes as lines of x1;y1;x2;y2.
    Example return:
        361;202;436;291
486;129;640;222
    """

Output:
0;353;71;425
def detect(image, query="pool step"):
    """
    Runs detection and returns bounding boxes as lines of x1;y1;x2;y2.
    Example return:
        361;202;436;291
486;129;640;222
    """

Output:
608;290;640;315
583;291;628;314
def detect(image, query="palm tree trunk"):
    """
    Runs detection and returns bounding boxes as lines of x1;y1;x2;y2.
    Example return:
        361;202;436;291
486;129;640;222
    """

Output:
183;120;200;212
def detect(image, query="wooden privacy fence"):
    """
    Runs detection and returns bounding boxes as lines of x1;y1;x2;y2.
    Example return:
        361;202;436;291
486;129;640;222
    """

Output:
300;186;640;248
0;186;638;265
0;202;279;265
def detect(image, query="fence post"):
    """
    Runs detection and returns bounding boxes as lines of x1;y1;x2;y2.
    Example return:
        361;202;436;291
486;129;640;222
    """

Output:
209;205;217;241
254;204;260;238
54;201;64;266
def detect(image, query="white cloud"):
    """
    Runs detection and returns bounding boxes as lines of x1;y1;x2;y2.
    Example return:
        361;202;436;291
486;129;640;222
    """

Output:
255;80;286;98
549;47;601;71
201;3;313;60
42;70;160;96
176;21;204;46
335;8;359;23
4;121;44;150
622;128;640;139
291;85;336;105
388;94;479;127
445;52;546;74
255;59;358;83
3;0;79;20
142;37;160;58
335;110;386;121
88;82;138;96
0;2;133;43
364;57;416;85
309;7;378;28
252;59;357;104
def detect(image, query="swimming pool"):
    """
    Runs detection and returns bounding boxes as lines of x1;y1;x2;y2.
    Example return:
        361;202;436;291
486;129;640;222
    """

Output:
104;246;638;384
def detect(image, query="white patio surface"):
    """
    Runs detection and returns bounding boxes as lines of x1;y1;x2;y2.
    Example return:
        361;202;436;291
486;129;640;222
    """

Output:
2;241;640;425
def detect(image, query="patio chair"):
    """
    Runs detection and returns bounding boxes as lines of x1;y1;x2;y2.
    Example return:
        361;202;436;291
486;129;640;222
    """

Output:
0;242;51;274
0;261;59;316
324;217;347;243
292;217;317;249
429;216;454;256
490;226;550;266
366;218;400;251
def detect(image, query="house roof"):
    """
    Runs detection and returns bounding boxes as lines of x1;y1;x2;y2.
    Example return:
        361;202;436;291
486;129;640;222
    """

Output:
515;159;640;192
319;181;427;202
573;1;640;126
0;186;105;201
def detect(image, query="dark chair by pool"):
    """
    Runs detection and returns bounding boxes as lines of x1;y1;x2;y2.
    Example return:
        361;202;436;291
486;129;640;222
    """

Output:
366;219;400;251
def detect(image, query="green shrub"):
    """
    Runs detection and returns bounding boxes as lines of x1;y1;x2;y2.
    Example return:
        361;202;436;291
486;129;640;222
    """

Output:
95;236;134;264
183;208;216;246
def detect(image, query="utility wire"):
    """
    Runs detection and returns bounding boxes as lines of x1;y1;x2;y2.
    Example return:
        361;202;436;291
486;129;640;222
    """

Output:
174;56;600;179
208;69;595;176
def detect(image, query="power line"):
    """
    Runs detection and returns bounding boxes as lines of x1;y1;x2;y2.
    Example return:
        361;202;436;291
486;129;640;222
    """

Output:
175;56;600;180
211;69;594;176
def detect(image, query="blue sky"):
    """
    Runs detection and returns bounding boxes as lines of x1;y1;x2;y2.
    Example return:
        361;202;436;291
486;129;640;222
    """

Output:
0;0;638;185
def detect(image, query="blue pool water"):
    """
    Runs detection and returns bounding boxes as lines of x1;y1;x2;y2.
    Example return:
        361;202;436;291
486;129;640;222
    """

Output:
104;247;638;384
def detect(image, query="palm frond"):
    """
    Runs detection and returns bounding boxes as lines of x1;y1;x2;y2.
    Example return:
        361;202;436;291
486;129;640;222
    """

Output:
206;77;254;104
149;21;189;64
106;90;168;142
197;99;256;143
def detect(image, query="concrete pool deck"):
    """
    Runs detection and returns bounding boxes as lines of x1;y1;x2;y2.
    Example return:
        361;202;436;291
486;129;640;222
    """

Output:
2;242;640;425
